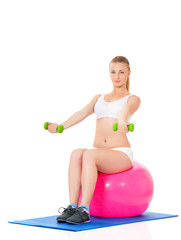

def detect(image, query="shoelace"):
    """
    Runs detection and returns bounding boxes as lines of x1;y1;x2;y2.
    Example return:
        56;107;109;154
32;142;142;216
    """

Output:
73;207;90;219
58;206;75;214
76;207;85;212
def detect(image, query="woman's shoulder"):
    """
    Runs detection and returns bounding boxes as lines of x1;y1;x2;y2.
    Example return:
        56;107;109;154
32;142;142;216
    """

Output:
127;94;141;104
129;93;141;99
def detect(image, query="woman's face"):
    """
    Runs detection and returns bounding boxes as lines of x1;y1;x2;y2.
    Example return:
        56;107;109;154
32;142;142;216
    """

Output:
109;62;131;88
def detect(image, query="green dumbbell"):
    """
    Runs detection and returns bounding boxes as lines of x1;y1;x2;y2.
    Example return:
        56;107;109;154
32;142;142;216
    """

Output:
44;122;64;133
113;122;134;132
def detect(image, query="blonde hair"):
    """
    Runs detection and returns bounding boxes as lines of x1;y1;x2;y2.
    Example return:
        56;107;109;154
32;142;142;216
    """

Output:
109;56;130;91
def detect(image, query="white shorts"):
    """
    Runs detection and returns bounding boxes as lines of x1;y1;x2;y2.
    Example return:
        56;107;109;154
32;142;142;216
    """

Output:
91;146;134;165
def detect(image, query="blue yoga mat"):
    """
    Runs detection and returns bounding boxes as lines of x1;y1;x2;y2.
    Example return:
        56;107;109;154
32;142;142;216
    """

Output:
8;212;178;232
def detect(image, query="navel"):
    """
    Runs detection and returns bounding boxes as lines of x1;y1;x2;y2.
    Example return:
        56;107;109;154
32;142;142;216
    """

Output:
104;139;107;143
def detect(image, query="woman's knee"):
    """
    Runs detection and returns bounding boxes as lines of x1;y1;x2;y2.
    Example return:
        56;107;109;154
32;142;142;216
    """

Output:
70;148;88;164
82;149;95;163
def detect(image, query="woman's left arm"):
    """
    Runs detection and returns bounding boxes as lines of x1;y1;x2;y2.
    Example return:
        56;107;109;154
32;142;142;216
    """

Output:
118;95;141;123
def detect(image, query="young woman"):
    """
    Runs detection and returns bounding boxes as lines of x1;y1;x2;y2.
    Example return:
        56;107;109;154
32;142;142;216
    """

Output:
48;56;141;224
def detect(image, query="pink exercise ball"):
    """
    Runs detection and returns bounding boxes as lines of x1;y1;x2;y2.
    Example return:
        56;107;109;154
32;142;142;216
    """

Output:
78;161;154;217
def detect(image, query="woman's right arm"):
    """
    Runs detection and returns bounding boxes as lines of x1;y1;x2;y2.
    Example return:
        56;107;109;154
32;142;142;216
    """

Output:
48;94;101;133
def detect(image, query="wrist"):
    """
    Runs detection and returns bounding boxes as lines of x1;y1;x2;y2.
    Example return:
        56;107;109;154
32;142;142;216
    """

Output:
118;119;128;124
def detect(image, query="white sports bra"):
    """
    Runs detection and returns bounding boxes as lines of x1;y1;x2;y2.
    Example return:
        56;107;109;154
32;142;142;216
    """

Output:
94;93;134;123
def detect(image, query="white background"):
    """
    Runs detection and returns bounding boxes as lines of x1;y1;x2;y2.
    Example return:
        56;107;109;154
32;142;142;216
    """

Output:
0;0;181;239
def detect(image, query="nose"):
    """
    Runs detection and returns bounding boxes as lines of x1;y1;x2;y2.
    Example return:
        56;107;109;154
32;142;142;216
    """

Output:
115;73;120;78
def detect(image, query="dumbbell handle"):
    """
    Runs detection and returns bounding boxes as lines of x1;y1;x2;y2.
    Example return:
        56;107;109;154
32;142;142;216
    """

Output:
113;122;134;132
44;122;64;133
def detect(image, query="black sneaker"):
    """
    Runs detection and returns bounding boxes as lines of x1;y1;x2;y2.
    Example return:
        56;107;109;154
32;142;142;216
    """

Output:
66;207;91;224
56;205;77;223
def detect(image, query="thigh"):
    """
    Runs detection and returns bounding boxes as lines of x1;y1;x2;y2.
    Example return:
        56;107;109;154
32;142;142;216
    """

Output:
83;148;133;174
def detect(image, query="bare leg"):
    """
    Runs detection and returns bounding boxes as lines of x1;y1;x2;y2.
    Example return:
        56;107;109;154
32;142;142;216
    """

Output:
68;148;88;205
79;148;132;207
80;151;98;207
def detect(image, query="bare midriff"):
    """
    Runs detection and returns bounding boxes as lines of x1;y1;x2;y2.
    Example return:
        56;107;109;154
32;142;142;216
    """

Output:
93;117;131;148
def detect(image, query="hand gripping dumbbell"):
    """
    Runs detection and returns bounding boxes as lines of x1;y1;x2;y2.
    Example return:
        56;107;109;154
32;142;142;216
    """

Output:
112;122;134;132
44;122;64;133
